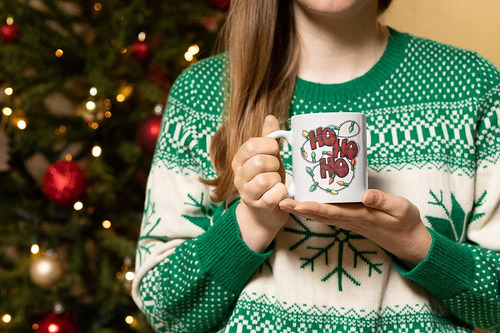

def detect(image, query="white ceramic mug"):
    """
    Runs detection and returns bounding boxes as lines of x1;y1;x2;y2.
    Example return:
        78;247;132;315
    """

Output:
268;112;367;203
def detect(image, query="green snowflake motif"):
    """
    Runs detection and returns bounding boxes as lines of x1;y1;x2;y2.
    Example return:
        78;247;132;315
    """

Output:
137;189;167;266
285;215;383;291
426;190;487;243
182;193;222;231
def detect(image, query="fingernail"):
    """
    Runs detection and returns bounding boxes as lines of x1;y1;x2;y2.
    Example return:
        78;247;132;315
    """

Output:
364;191;376;205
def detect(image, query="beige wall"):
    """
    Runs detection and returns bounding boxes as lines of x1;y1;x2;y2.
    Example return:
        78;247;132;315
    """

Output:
381;0;500;68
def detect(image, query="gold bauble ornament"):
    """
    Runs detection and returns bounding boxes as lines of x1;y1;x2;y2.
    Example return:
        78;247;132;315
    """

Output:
29;252;65;288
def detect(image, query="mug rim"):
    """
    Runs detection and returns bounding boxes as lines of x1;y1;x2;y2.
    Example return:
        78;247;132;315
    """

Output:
291;112;366;119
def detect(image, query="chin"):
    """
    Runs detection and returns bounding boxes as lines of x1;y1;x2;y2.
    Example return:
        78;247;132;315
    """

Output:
294;0;370;15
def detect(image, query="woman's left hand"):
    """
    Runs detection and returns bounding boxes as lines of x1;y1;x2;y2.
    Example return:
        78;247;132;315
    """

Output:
279;189;432;267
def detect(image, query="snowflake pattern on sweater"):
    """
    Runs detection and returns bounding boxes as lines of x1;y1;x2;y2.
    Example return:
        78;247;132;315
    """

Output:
133;28;500;333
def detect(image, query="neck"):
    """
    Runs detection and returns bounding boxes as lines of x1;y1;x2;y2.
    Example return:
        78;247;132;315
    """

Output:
293;1;389;84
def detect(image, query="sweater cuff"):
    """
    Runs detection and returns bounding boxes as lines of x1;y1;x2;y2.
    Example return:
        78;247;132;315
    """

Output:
393;228;475;300
196;201;272;293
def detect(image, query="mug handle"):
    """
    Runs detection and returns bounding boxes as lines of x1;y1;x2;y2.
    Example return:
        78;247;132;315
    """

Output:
267;130;295;198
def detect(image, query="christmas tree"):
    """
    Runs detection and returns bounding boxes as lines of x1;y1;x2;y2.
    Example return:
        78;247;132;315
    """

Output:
0;0;228;331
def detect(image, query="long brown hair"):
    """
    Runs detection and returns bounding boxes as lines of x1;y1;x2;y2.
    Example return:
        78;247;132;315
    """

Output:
203;0;299;202
204;0;392;203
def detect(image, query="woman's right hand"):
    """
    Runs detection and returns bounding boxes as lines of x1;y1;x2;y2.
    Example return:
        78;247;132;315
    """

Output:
232;115;289;253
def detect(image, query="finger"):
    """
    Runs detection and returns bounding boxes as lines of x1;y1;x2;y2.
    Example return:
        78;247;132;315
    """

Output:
362;189;411;217
257;182;288;209
293;201;367;221
239;154;281;183
261;115;280;137
244;172;282;201
232;137;280;170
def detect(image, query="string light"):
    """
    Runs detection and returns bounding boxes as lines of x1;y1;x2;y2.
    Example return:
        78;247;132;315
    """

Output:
184;44;200;62
89;87;98;96
184;51;194;62
188;44;200;55
2;107;12;116
94;3;102;11
2;314;12;323
17;119;27;130
6;17;14;25
102;220;111;229
55;49;64;57
125;271;135;281
86;101;96;110
4;87;13;96
154;104;163;114
58;125;67;133
90;122;99;129
138;32;146;42
104;111;112;118
32;323;39;330
31;244;40;254
116;84;134;102
65;154;72;161
48;323;59;332
73;201;83;211
92;145;102;157
125;316;134;325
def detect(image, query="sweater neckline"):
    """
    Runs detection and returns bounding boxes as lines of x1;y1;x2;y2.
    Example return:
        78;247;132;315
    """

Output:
293;27;409;102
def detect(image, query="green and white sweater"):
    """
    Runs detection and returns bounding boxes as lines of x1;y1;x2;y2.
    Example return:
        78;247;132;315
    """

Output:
133;28;500;332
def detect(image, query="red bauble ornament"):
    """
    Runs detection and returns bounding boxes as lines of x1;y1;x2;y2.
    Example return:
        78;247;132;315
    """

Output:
1;23;20;43
131;40;150;61
204;0;230;11
42;161;87;206
36;312;78;333
136;115;162;156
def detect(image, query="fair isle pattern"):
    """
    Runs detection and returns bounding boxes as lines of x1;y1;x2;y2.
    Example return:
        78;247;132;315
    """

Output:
135;29;500;333
140;241;237;333
223;292;473;333
442;245;500;331
151;36;500;180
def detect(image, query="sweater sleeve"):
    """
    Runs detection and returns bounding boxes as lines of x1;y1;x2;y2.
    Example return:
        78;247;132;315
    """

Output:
393;57;500;331
132;63;271;332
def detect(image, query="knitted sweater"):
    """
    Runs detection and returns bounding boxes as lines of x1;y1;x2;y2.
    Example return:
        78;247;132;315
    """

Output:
132;28;500;333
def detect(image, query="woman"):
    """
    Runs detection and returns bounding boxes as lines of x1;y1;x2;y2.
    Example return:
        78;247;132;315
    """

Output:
133;0;500;332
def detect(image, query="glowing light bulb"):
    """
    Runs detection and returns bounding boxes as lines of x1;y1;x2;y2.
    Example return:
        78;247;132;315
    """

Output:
89;87;98;96
65;154;72;161
6;17;14;25
48;323;60;332
2;314;12;323
125;316;134;325
138;32;146;42
86;101;96;110
92;145;102;157
184;51;194;62
55;49;64;57
4;87;13;96
17;119;27;130
116;94;125;102
125;271;135;281
94;3;102;11
102;220;111;229
74;201;83;211
188;44;199;55
31;244;40;254
2;107;12;116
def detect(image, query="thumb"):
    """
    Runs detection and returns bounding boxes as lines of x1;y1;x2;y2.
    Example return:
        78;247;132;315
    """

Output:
362;189;406;215
261;115;280;137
